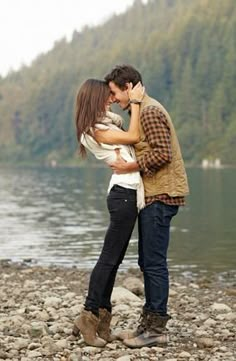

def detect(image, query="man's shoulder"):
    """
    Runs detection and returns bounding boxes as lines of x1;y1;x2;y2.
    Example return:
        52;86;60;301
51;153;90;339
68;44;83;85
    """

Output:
141;104;167;119
141;95;166;111
142;104;161;113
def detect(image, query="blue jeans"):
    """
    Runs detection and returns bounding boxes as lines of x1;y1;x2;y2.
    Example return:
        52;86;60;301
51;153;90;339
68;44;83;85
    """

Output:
138;201;179;315
85;185;138;314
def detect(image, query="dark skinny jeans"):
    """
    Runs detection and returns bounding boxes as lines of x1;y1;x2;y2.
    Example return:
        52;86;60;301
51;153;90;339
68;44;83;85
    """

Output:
85;185;138;314
138;201;179;315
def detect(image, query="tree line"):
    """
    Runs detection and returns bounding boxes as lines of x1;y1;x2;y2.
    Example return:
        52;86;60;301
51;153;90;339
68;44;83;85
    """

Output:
0;0;235;165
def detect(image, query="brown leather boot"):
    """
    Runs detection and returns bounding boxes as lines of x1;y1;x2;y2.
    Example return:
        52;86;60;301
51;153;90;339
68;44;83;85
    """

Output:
123;312;170;348
72;309;106;347
117;307;148;341
97;308;118;342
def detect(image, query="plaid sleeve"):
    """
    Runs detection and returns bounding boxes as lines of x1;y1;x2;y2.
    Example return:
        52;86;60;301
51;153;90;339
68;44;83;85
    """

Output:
136;106;172;176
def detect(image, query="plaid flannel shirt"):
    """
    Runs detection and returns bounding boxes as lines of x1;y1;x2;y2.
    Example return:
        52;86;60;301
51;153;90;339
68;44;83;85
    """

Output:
136;106;185;206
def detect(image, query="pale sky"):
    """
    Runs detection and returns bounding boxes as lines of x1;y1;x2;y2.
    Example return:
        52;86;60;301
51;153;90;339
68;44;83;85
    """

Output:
0;0;137;77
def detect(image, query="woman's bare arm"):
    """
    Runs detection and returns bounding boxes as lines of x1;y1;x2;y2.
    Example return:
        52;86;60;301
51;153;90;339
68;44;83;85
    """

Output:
94;103;140;144
94;82;144;145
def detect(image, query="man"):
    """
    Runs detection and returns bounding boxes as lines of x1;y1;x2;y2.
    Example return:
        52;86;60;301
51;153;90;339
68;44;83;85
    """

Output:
104;65;189;348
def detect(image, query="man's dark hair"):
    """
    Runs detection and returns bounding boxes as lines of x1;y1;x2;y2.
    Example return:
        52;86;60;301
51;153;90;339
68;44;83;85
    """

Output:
104;64;142;90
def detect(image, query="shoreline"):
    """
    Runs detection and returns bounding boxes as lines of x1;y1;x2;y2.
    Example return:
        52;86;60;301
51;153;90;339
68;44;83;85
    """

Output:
1;258;235;280
0;261;235;361
1;162;236;169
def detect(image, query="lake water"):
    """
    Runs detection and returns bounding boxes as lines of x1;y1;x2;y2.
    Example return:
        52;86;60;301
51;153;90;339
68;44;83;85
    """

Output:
0;166;235;273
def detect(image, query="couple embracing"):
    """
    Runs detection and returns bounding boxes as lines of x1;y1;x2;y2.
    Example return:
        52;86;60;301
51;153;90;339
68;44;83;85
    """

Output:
73;64;189;348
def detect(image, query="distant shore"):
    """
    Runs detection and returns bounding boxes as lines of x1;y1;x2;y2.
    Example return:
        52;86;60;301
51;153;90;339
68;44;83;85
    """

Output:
0;260;235;361
1;161;236;169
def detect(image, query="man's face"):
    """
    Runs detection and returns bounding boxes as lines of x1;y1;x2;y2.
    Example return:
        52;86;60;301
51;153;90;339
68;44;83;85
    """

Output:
108;81;130;110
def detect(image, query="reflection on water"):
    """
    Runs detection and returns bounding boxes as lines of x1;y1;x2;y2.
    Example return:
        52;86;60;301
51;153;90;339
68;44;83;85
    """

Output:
0;166;235;272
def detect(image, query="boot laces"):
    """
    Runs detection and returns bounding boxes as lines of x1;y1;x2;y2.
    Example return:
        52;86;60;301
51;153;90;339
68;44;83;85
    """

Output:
137;312;147;332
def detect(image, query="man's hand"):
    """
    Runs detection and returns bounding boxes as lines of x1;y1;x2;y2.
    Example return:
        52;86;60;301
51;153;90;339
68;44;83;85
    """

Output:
109;158;129;174
108;148;140;174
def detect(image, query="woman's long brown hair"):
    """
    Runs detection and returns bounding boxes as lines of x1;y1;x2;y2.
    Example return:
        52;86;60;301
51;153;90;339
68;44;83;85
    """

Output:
75;79;111;157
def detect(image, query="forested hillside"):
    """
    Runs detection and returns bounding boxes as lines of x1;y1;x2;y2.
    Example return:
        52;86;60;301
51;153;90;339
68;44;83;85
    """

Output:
0;0;235;165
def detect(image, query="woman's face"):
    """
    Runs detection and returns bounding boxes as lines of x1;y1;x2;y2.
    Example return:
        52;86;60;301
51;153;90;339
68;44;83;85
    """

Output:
105;93;114;111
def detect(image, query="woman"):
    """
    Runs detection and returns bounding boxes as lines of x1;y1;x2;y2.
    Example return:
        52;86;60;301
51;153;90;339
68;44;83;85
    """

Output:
73;79;144;347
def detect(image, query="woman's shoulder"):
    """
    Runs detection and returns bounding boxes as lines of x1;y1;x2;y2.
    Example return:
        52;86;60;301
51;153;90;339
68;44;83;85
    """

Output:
80;132;97;148
104;111;124;127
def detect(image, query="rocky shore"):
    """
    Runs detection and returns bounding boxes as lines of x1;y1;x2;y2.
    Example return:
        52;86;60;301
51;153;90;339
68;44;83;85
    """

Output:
0;260;235;361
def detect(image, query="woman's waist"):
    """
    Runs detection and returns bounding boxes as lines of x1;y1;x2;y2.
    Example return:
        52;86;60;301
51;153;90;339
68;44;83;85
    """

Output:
110;172;140;186
91;146;135;163
109;184;137;195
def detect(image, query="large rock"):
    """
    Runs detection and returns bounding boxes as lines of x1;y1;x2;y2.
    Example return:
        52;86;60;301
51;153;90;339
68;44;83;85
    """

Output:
28;321;49;338
210;303;231;313
68;351;82;361
122;277;144;296
7;315;25;328
196;337;214;348
111;287;142;304
12;338;29;350
116;356;131;361
44;296;62;308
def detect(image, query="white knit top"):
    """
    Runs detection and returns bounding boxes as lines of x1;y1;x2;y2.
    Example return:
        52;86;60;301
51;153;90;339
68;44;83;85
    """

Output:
80;111;145;210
